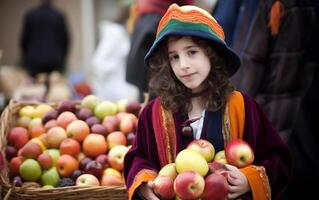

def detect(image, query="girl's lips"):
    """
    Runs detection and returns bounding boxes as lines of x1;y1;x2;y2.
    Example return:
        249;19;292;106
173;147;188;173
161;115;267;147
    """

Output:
181;73;195;79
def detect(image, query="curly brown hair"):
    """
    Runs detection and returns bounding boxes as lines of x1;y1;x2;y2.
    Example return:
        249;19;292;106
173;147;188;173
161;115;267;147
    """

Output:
148;36;234;113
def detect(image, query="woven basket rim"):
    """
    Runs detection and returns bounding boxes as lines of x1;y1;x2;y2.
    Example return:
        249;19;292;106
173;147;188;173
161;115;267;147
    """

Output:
0;99;128;200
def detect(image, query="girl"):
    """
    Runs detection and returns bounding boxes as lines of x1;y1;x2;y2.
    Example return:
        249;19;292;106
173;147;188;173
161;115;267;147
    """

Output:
124;4;291;200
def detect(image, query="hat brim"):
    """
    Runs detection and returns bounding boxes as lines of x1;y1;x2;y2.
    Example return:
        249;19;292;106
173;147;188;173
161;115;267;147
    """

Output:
144;29;240;77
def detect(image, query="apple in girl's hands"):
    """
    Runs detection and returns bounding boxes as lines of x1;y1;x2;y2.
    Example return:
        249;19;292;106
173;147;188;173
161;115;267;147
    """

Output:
214;150;227;164
202;172;228;200
187;139;215;162
153;175;175;199
225;139;254;168
158;163;177;179
174;171;205;200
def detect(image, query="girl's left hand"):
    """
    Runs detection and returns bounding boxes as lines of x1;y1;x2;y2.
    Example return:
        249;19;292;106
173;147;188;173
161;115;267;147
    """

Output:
225;164;251;199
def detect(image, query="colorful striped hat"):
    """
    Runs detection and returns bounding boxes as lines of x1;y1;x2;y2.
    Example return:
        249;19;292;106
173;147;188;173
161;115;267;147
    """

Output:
144;4;240;76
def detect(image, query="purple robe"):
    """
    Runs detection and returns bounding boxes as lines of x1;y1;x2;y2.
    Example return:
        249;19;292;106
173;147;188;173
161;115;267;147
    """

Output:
124;93;291;199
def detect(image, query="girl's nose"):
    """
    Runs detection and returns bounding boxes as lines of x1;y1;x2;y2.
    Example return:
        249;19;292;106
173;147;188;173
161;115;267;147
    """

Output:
179;55;190;70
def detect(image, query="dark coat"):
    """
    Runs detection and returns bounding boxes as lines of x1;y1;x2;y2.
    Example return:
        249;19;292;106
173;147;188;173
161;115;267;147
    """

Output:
20;3;69;77
230;0;317;141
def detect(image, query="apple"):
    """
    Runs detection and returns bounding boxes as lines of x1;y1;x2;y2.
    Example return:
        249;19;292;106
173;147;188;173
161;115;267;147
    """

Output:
107;145;129;171
153;175;175;199
91;124;108;137
5;145;17;161
16;116;31;128
94;101;117;120
76;174;100;186
85;116;101;128
42;109;59;124
56;154;79;177
37;152;53;170
46;127;67;148
225;139;254;168
126;100;142;116
29;137;47;152
19;159;42;182
57;100;76;114
174;171;205;200
106;131;127;149
126;132;136;145
82;134;107;157
81;95;101;111
59;138;81;157
19;105;35;118
103;168;122;178
100;173;124;186
28;117;42;130
158;163;177;179
32;104;53;118
77;152;86;162
95;154;109;169
76;108;93;121
207;161;228;175
7;127;29;149
79;157;93;170
44;119;58;131
187;139;215;162
214;150;227;164
66;120;90;142
175;149;209;177
102;115;120;133
119;113;137;134
44;149;60;166
20;142;43;159
202;173;228;200
41;167;61;187
84;160;103;178
9;156;24;176
56;111;78;129
29;124;46;138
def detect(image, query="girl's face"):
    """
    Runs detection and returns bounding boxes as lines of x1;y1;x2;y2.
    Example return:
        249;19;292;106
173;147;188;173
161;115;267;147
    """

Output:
168;36;211;93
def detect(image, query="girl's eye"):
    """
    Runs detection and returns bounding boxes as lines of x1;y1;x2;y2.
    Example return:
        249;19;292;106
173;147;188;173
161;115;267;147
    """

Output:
188;50;197;56
169;55;179;61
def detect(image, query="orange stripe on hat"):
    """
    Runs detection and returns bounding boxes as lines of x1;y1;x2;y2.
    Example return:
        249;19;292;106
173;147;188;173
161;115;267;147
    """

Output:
157;4;225;41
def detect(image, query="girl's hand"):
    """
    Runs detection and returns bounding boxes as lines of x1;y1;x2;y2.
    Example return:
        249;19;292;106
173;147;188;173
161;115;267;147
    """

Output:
225;164;251;199
137;181;160;200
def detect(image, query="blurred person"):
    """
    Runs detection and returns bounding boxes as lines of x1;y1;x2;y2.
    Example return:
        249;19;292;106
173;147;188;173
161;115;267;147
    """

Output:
20;0;69;78
125;0;194;102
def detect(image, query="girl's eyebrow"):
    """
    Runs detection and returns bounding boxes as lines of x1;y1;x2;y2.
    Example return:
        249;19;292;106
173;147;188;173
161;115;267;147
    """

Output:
168;45;197;54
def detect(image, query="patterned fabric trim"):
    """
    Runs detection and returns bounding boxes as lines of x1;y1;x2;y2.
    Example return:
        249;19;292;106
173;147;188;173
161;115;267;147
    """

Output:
152;97;176;167
240;165;271;200
128;169;157;200
157;4;224;40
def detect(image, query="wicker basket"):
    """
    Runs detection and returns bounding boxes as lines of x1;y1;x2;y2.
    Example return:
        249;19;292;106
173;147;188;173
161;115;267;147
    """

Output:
0;99;128;200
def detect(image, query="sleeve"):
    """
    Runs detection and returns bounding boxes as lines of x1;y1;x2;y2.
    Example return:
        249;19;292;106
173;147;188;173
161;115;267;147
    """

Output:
240;94;291;200
123;101;161;200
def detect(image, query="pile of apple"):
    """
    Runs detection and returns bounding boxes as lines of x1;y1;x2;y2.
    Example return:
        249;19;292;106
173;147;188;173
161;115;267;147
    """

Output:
5;94;141;188
153;139;254;200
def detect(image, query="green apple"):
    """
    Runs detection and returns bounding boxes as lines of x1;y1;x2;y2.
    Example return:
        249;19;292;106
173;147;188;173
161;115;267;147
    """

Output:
19;105;35;118
94;101;118;120
81;95;102;111
41;167;60;187
19;159;42;181
175;149;209;177
214;150;227;164
158;163;177;179
44;149;60;166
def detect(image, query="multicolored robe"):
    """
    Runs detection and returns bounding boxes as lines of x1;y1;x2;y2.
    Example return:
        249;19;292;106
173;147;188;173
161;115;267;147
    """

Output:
124;91;291;200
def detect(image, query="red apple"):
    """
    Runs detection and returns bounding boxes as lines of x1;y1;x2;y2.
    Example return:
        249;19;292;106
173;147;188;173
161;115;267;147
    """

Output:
126;132;136;145
102;115;120;133
91;124;108;137
57;100;76;114
187;139;215;162
106;131;127;149
126;100;142;116
84;160;103;178
95;154;109;169
9;156;24;176
7;127;29;149
174;171;205;200
225;139;254;168
100;173;124;186
82;134;107;157
66;120;90;142
207;161;228;175
79;157;93;171
42;109;59;124
59;138;81;157
56;154;79;177
56;111;77;129
76;174;100;186
20;142;43;159
37;152;53;170
153;175;175;199
44;119;58;131
119;113;137;134
107;145;129;171
85;116;101;128
5;145;18;161
76;108;93;121
202;173;228;200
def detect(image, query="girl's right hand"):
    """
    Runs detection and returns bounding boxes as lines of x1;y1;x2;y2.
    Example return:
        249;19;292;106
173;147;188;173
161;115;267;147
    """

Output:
137;181;160;200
